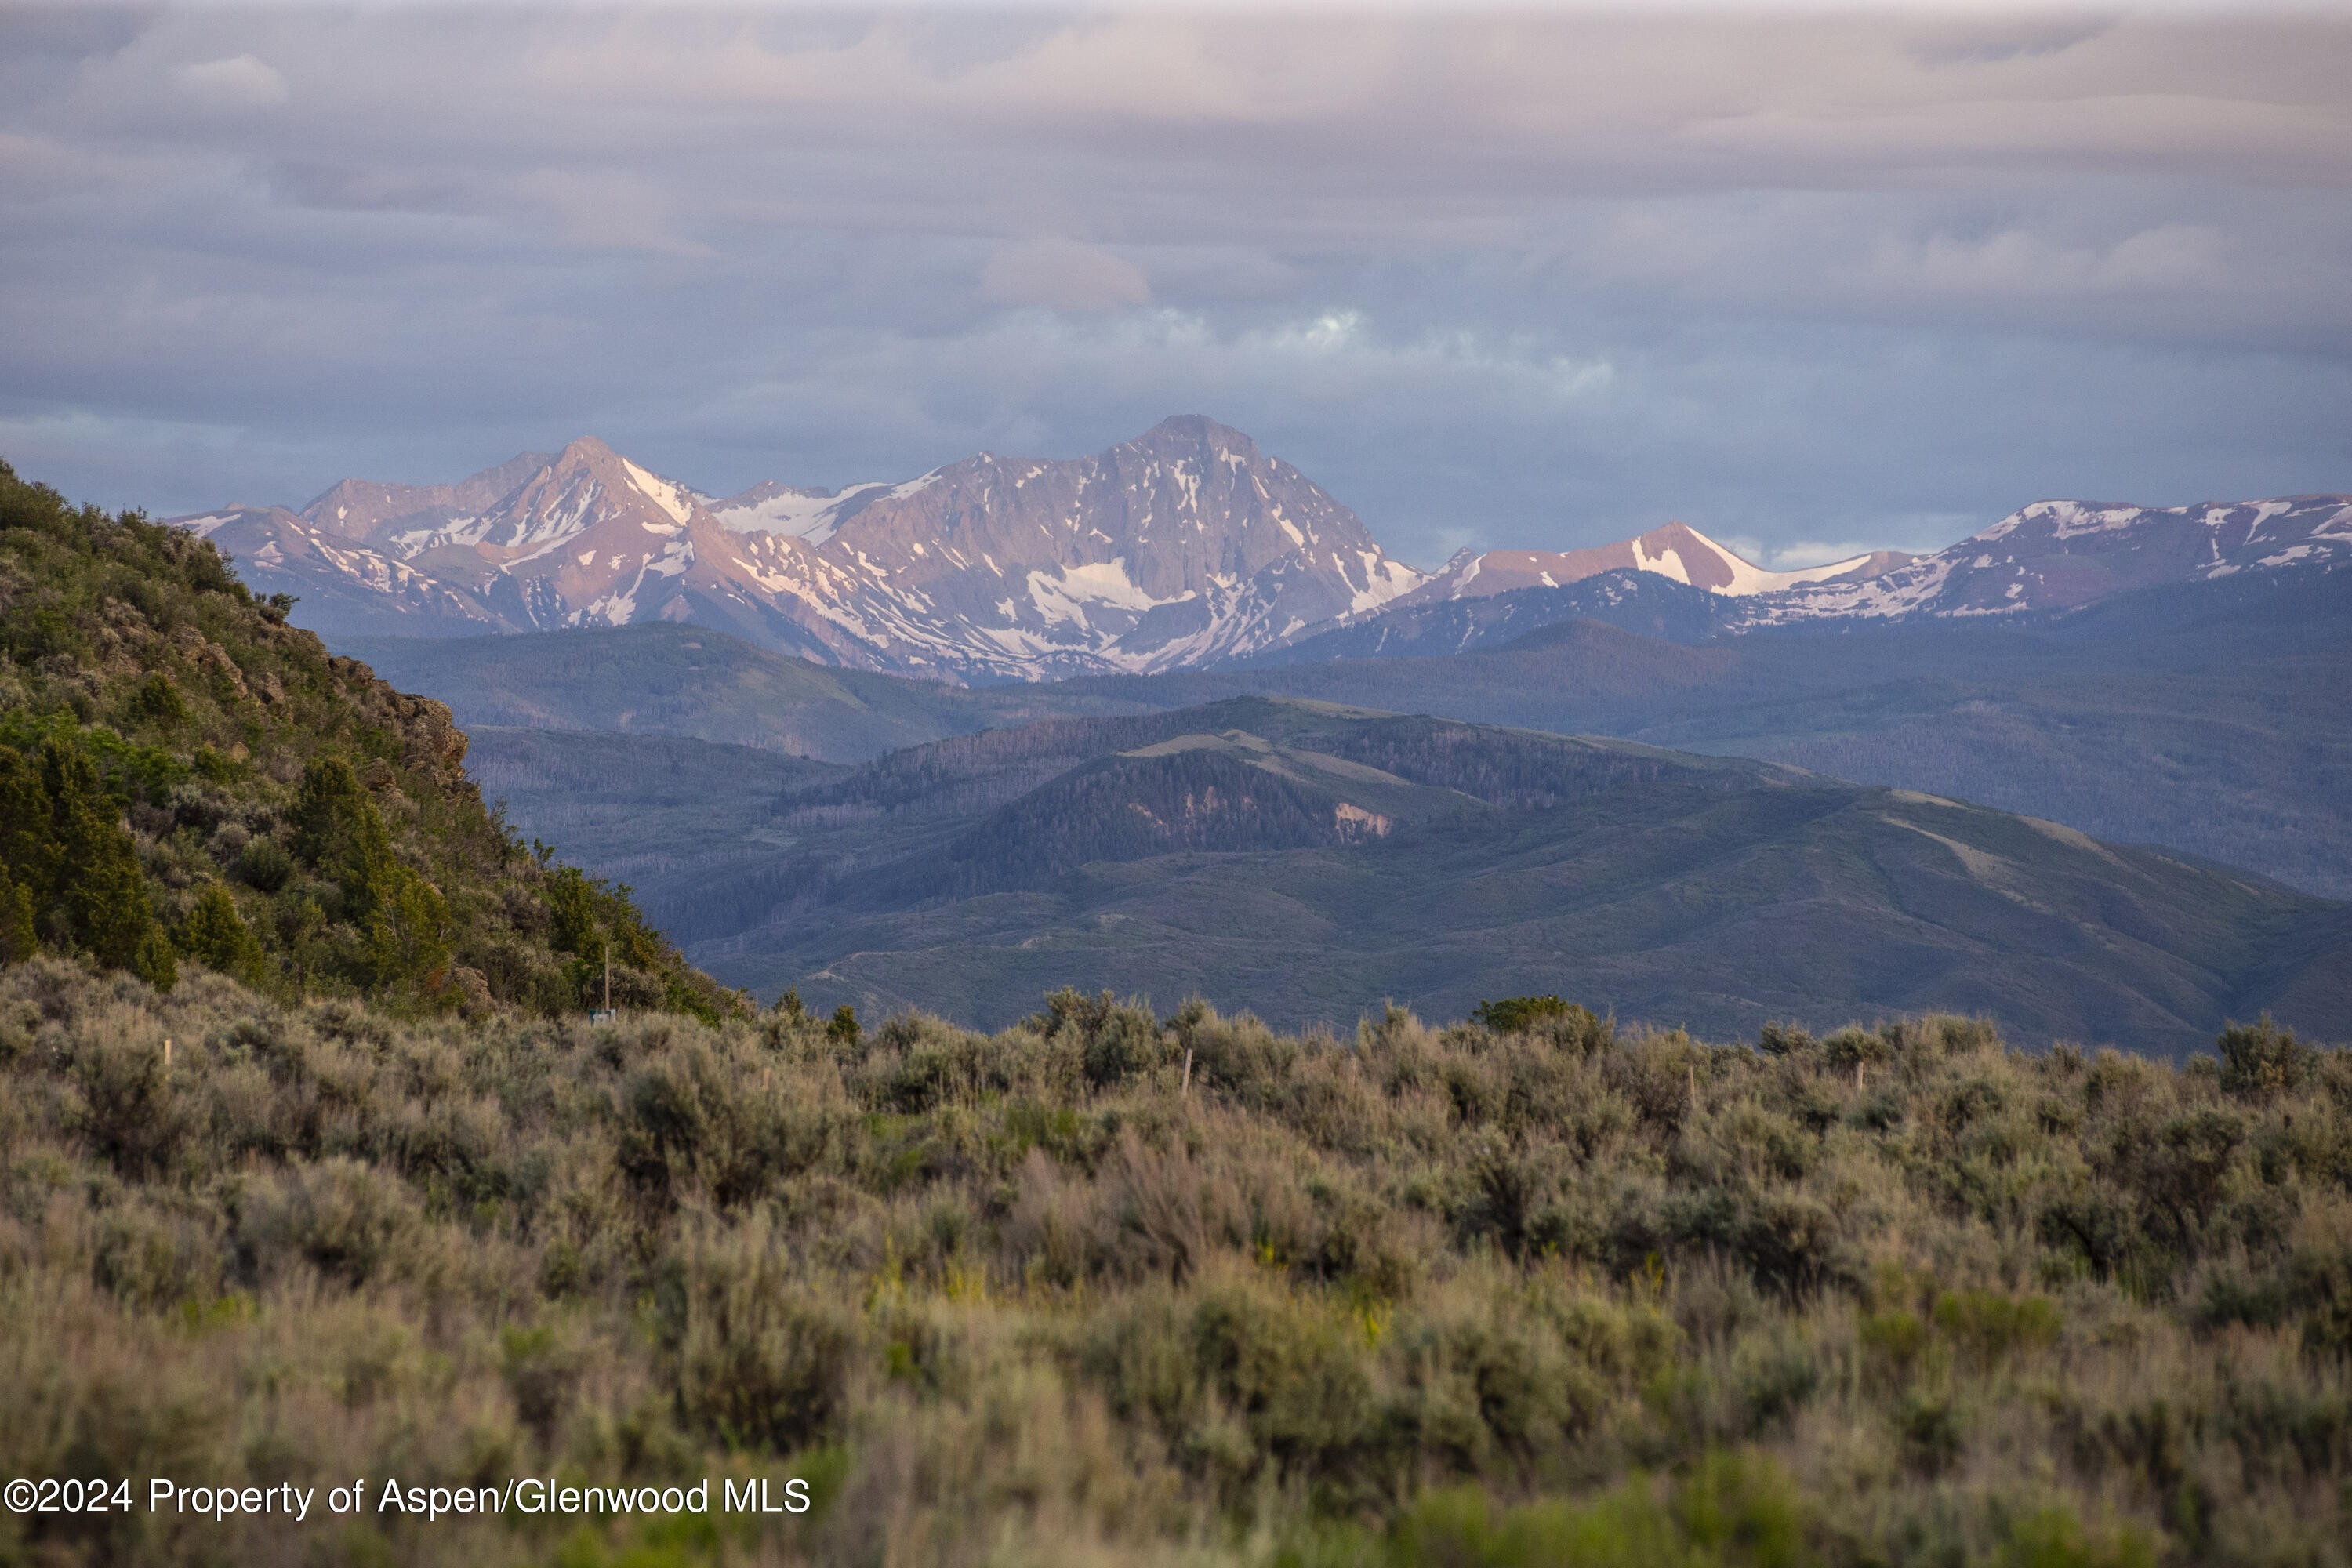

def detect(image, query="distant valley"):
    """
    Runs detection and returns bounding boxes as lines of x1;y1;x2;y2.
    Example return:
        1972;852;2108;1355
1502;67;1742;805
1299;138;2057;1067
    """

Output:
416;650;2350;1049
347;622;1140;763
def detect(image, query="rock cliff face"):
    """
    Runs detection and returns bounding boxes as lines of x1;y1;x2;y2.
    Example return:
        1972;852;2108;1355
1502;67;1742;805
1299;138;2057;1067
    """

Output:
175;418;1427;681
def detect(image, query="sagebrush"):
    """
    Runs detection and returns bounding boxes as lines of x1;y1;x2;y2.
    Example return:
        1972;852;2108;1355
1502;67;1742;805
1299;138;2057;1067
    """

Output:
2;961;2347;1566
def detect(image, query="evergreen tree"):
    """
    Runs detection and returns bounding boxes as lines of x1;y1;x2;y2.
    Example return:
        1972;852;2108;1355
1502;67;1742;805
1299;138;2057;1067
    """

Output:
40;739;158;973
125;671;189;730
289;757;397;920
0;865;34;964
543;864;601;959
132;928;177;992
0;745;60;911
364;873;449;991
178;883;264;985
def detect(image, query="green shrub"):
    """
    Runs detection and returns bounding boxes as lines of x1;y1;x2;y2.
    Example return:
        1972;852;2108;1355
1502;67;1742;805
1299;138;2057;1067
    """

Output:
69;1007;190;1178
1996;1506;2158;1568
1388;1450;1808;1568
235;1156;420;1287
2217;1016;2316;1098
1471;995;1599;1042
668;1221;867;1454
1933;1289;2063;1366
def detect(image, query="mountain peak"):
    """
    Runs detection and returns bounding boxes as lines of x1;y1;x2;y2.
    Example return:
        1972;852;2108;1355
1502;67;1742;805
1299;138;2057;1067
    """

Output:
550;435;620;466
1131;414;1261;464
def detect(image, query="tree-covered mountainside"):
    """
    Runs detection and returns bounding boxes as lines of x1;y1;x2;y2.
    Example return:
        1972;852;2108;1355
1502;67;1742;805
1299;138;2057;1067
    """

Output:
0;459;739;1019
5;959;2350;1566
677;699;2347;1050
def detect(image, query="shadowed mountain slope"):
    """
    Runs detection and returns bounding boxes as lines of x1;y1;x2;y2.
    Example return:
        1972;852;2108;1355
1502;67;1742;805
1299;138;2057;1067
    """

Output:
669;698;2343;1050
1062;572;2352;898
382;564;2352;905
347;622;1139;764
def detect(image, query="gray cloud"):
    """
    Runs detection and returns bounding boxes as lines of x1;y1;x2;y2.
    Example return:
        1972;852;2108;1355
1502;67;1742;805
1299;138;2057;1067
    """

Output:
1;5;2347;565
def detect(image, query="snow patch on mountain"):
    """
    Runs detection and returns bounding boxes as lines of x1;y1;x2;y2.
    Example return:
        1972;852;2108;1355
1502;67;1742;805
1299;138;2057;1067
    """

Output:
622;460;694;525
1396;522;1901;614
1737;495;2352;626
1027;559;1179;628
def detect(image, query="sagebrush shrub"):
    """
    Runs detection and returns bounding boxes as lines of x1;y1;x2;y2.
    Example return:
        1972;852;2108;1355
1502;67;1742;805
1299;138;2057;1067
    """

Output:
0;959;2347;1566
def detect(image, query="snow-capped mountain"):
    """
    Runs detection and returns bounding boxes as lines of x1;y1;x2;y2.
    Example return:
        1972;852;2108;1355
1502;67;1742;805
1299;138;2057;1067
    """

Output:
171;418;1427;681
171;424;2350;680
1396;522;1913;609
1737;496;2352;626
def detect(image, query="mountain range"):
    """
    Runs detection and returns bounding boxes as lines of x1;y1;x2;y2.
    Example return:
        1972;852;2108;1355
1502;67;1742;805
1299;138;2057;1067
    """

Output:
169;419;2352;682
1398;522;1915;607
148;421;2351;1047
173;417;1424;681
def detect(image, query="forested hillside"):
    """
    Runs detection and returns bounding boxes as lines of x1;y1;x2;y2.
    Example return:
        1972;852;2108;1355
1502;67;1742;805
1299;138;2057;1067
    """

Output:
680;699;2346;1050
0;459;738;1019
4;960;2348;1566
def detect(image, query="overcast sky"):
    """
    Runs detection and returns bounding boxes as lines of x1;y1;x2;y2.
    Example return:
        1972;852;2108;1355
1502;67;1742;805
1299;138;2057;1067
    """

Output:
3;4;2348;568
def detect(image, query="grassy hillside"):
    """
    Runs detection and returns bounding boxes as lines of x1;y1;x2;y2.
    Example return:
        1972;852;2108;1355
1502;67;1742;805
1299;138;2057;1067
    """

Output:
0;459;736;1019
5;958;2348;1566
687;699;2346;1051
347;622;1139;763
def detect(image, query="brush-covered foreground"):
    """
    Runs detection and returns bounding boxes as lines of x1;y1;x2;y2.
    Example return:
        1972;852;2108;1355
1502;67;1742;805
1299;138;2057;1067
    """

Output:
6;963;2350;1566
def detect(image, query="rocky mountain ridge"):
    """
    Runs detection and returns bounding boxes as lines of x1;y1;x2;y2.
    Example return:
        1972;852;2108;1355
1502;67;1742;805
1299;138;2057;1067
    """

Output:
173;418;1427;682
1730;495;2352;626
169;423;2350;680
1398;521;1912;608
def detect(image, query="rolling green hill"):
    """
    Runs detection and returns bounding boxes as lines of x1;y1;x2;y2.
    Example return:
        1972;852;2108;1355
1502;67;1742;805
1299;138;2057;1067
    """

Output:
684;698;2345;1051
0;459;736;1018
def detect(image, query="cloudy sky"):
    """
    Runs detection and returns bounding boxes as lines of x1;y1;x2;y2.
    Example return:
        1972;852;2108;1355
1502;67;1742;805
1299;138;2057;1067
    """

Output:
3;3;2349;568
